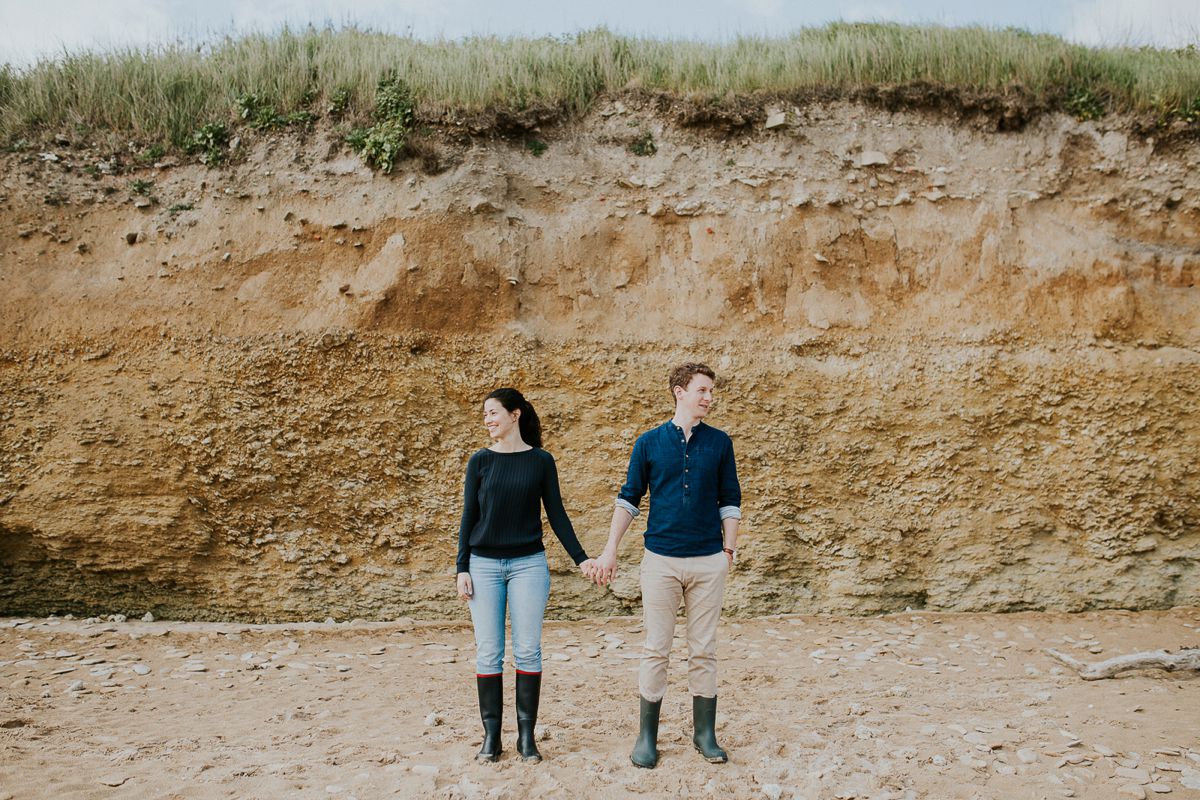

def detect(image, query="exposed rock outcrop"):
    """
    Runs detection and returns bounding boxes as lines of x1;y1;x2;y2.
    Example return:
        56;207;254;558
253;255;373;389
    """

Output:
1;101;1197;620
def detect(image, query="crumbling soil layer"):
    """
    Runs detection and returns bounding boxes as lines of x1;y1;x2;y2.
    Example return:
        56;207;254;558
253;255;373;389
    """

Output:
1;98;1197;620
1;609;1199;799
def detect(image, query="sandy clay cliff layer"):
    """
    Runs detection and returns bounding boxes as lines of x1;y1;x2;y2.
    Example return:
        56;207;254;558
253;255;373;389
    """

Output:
0;98;1197;621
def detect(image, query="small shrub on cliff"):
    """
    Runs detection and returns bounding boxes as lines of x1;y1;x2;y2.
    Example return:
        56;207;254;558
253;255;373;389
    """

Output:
1178;97;1200;124
186;122;230;166
327;87;353;117
525;138;548;156
629;130;657;156
1152;92;1200;124
237;93;281;130
137;144;166;164
350;118;409;172
348;74;416;173
237;93;317;130
1066;87;1106;120
375;75;415;125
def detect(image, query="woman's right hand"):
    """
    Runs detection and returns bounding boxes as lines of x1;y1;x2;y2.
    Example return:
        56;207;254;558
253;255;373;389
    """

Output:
456;572;474;601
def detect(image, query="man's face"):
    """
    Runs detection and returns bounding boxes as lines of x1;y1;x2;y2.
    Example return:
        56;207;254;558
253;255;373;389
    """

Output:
674;374;714;419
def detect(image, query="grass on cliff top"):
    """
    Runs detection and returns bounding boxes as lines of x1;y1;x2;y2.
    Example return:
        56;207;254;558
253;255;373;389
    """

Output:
1;24;1198;148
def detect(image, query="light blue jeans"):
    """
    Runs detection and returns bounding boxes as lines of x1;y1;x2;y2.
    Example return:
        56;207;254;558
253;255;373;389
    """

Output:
468;552;551;675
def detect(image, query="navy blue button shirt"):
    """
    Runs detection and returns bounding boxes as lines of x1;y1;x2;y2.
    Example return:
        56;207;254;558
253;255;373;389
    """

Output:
616;420;742;558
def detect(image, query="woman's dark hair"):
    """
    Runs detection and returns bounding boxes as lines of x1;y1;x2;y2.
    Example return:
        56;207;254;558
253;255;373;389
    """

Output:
485;388;543;448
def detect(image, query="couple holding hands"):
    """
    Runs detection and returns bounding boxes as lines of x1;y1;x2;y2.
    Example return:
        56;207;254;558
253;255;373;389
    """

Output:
455;362;742;767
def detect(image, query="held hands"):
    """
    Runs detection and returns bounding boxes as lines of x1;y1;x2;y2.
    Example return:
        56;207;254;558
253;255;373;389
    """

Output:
456;572;473;601
579;555;616;587
583;550;618;587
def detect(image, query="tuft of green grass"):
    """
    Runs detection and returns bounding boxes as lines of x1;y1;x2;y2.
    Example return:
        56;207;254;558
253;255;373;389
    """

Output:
129;178;154;195
525;138;548;156
1;24;1199;148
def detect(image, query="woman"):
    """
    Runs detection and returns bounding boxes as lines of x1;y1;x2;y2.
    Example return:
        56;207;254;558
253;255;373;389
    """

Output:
456;388;596;763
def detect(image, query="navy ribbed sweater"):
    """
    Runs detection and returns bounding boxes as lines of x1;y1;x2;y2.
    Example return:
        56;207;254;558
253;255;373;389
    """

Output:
455;447;588;574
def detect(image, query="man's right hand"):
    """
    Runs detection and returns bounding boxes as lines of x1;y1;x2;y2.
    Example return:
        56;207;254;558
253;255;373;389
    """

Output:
593;551;617;586
456;572;473;601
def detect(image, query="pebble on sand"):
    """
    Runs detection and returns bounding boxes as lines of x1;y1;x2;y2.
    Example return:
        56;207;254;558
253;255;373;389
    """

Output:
1117;767;1152;784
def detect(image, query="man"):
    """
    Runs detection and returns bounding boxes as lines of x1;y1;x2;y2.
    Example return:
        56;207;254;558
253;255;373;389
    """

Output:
593;362;742;768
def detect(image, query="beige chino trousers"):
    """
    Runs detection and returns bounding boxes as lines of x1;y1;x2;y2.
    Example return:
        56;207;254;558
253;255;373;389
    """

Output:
638;549;728;701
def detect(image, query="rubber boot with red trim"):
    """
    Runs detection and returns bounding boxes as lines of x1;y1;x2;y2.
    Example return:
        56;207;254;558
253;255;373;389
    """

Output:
475;673;503;762
515;670;542;763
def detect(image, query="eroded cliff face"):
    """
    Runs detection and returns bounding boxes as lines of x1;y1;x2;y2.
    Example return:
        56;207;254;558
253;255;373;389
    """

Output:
1;100;1197;620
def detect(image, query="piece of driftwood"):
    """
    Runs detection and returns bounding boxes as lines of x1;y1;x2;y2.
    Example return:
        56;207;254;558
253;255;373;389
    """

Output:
1044;647;1200;680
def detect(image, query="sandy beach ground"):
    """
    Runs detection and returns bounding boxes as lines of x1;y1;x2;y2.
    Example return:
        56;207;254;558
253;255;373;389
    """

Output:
2;608;1198;800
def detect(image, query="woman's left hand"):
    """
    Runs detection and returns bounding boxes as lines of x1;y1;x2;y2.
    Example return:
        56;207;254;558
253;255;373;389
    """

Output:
579;559;599;584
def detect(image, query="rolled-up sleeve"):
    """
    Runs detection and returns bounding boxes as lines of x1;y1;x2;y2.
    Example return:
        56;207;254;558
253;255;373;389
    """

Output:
616;436;648;518
717;436;741;521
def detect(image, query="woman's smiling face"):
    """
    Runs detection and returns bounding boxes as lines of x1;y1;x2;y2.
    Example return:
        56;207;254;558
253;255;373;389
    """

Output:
483;398;519;441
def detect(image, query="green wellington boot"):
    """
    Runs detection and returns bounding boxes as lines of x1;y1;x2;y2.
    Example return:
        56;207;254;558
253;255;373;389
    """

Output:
475;675;503;762
630;696;662;769
515;671;543;763
692;695;728;763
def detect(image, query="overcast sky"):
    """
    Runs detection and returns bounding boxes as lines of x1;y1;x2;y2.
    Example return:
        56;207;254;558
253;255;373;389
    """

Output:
1;0;1198;68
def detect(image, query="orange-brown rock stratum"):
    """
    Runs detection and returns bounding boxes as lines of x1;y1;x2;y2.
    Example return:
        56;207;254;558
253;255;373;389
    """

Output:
1;99;1197;621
